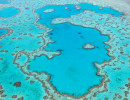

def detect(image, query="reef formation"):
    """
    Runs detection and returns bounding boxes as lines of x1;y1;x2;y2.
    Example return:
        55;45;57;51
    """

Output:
0;0;130;100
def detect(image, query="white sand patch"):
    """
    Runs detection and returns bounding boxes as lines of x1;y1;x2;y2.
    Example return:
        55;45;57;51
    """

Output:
43;9;54;13
83;43;95;49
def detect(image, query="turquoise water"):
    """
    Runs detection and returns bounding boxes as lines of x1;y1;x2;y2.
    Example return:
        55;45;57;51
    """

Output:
29;23;112;97
0;7;19;18
79;3;123;17
0;0;129;99
36;3;123;26
0;0;10;4
0;29;8;36
28;3;115;97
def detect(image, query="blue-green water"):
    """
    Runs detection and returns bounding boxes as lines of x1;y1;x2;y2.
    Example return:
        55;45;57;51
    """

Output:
0;29;8;36
28;3;118;97
79;3;123;17
36;3;123;27
29;23;112;97
0;0;129;99
0;7;19;18
0;0;10;4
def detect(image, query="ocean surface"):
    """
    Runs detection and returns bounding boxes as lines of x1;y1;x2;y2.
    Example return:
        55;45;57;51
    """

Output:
0;29;8;36
29;3;122;97
0;0;10;4
29;23;111;97
36;3;123;27
0;0;129;100
0;7;19;18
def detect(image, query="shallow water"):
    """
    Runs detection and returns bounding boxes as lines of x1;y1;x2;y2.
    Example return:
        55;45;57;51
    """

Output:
0;1;129;99
36;3;123;27
0;7;19;18
29;22;112;97
79;3;123;17
0;0;10;4
29;3;116;97
0;29;8;36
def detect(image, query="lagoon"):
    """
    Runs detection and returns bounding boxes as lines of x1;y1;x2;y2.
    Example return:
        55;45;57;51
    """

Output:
0;7;19;18
29;22;112;97
29;3;116;97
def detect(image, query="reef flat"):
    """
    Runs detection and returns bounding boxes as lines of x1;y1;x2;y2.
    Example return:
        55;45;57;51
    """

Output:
0;29;8;36
0;0;130;100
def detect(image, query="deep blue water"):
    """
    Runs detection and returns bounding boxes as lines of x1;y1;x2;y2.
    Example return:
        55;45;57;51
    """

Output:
0;29;8;36
0;7;19;18
28;3;120;97
0;0;9;4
